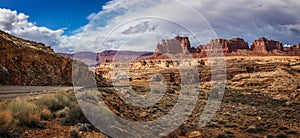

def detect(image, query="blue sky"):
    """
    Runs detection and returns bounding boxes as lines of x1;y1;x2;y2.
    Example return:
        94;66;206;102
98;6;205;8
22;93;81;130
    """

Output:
0;0;111;35
0;0;300;52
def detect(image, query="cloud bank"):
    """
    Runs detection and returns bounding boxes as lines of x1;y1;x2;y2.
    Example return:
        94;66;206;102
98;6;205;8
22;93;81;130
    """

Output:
0;0;300;52
0;8;78;52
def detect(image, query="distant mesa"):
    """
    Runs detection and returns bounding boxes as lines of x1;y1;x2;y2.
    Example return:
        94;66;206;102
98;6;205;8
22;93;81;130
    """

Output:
152;36;300;57
251;37;283;54
209;37;249;53
63;36;300;64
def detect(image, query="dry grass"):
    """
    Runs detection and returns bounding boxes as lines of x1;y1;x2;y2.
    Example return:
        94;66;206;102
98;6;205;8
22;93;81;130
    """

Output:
0;110;15;136
55;107;69;118
40;107;53;120
0;91;100;136
35;93;71;112
6;98;41;127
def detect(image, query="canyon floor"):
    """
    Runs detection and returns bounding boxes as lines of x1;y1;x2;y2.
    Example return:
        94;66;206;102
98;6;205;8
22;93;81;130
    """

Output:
1;56;299;138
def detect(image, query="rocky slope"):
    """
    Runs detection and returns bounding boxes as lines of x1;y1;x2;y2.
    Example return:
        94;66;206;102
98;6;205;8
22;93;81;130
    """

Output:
0;30;97;86
92;56;300;137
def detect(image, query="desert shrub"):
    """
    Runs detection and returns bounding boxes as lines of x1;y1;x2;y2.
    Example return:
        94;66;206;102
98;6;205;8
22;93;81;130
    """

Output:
6;98;41;127
0;110;15;136
76;91;98;102
55;93;71;106
102;88;114;94
55;107;69;118
40;107;53;120
63;103;89;125
36;93;70;112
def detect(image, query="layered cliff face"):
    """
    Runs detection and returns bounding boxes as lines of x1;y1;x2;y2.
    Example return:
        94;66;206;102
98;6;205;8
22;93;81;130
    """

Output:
0;30;99;86
251;37;283;54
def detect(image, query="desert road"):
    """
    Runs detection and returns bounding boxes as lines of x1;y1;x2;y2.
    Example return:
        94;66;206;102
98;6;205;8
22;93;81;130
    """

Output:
0;86;75;99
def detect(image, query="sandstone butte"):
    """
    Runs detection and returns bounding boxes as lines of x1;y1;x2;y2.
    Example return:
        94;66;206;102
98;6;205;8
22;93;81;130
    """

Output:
152;36;300;58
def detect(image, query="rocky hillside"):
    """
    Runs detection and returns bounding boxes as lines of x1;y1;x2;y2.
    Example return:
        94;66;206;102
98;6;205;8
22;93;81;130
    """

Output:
0;30;98;86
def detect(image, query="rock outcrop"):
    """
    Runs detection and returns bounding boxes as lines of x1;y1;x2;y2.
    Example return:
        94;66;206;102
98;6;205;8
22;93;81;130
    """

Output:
175;36;191;52
153;37;249;57
152;36;299;58
153;36;191;56
206;38;249;53
251;37;283;54
284;44;300;56
0;30;100;86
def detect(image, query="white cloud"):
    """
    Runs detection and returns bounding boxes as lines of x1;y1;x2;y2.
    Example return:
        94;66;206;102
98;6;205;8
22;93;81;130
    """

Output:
1;0;300;52
121;21;157;34
75;0;217;52
0;8;79;52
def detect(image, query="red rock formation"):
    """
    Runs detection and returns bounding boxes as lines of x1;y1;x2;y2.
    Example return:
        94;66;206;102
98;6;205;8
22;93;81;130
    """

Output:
175;36;191;52
251;37;283;54
207;38;249;53
153;36;191;56
284;44;300;56
152;36;300;58
228;38;249;52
